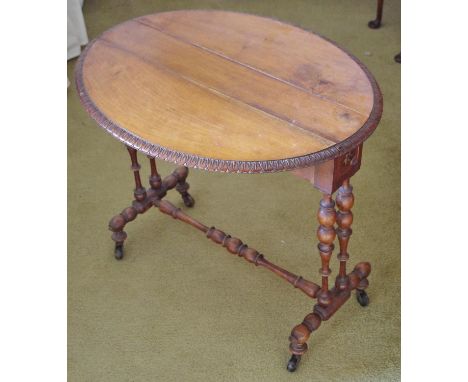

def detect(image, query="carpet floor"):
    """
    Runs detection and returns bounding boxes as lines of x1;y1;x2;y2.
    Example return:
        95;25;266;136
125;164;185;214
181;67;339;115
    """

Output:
68;1;400;380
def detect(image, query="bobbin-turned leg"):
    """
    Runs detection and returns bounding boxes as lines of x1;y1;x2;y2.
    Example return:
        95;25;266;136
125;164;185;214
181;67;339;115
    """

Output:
109;207;138;259
288;149;371;370
108;146;147;259
317;194;337;306
287;194;336;371
335;179;353;291
174;166;195;207
334;180;370;306
108;150;199;258
127;146;147;203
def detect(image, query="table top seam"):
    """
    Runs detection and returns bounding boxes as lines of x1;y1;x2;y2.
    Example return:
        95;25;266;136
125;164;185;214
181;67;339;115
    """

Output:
135;18;368;118
97;37;339;145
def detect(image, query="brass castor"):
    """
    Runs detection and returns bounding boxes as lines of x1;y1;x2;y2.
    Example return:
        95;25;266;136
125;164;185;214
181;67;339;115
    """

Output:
114;244;124;260
356;289;370;307
287;354;301;372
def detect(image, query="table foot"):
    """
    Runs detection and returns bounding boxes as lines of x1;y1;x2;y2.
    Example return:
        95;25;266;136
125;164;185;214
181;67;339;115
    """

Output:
181;192;195;208
356;289;370;307
368;19;381;29
109;206;137;260
286;354;301;372
288;263;371;369
114;243;124;260
174;167;195;208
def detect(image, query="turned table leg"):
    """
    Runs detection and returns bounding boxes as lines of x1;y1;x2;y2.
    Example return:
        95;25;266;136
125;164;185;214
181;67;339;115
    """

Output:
108;147;196;259
317;194;337;307
288;156;371;371
335;179;369;306
335;179;353;291
127;146;147;202
109;206;138;260
287;194;336;372
108;146;147;259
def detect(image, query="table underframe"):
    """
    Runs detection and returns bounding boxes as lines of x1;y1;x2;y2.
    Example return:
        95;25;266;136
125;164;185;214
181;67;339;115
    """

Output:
108;145;371;372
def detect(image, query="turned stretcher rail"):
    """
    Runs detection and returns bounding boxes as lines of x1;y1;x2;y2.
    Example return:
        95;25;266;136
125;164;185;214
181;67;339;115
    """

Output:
154;199;321;299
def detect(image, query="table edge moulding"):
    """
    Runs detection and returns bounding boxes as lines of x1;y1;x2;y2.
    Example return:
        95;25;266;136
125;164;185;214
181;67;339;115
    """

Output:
75;10;383;174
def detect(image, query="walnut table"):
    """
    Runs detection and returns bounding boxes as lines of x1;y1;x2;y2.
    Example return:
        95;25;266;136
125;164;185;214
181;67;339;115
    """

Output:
75;10;383;372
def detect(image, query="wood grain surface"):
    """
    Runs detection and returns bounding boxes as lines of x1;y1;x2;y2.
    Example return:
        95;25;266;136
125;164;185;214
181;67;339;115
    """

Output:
76;10;382;171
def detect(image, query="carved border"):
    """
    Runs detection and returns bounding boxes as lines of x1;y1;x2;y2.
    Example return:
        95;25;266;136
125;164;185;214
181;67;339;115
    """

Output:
74;11;383;174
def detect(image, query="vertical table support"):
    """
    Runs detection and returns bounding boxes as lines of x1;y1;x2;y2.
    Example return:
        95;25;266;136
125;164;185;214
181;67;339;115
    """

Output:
335;180;353;291
148;156;162;191
127;146;147;202
316;194;336;306
108;146;147;259
288;145;367;372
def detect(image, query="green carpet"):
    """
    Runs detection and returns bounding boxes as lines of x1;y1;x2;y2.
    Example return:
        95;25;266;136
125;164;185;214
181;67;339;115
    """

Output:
68;1;400;380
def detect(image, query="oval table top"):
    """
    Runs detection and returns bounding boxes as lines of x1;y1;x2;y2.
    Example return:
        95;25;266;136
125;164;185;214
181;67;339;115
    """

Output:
76;10;382;173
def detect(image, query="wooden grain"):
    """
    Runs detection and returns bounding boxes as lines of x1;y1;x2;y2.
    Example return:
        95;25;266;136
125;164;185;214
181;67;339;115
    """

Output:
139;11;373;114
78;10;381;165
83;41;332;161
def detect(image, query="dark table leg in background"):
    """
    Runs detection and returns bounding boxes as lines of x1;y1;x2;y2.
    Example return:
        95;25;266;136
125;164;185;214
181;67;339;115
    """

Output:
367;0;401;64
368;0;384;29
